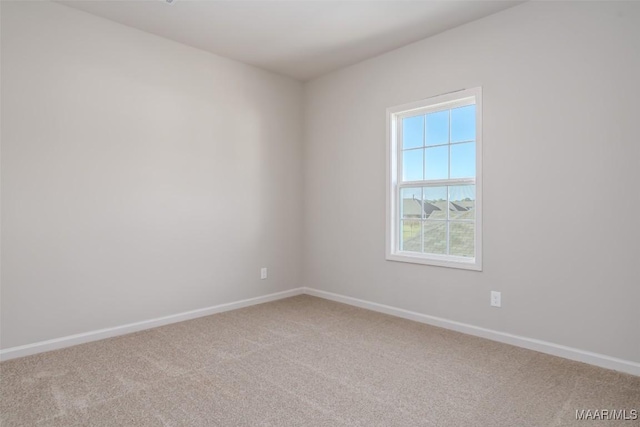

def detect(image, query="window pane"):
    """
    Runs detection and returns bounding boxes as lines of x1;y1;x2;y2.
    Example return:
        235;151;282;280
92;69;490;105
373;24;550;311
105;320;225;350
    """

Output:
451;105;475;143
450;142;476;179
402;149;424;181
426;110;449;146
423;221;447;255
423;187;447;220
425;145;448;180
449;185;475;220
449;222;475;257
401;188;422;219
402;115;424;149
400;220;422;252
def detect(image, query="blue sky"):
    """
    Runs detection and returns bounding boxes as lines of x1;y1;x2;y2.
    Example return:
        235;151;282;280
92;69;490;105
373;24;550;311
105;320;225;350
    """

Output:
402;105;476;182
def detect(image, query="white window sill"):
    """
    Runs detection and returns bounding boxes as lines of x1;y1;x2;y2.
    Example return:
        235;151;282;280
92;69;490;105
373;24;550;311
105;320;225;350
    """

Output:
386;251;482;271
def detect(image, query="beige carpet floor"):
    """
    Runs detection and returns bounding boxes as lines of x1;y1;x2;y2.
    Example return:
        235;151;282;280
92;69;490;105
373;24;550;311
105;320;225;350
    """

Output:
1;295;638;426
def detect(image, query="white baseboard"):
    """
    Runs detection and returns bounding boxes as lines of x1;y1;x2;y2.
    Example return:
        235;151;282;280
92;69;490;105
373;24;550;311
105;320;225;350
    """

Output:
0;287;305;362
303;287;640;377
3;286;638;377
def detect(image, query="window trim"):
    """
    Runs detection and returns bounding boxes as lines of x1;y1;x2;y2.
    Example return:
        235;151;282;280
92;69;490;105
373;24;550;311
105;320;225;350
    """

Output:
386;87;483;271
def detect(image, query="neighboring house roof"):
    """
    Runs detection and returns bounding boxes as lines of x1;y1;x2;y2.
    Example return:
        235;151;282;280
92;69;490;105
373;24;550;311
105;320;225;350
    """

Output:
402;198;475;219
402;198;441;218
450;202;469;212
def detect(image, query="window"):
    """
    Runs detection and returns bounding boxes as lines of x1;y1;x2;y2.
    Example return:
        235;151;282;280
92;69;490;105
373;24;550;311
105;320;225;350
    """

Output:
386;88;482;270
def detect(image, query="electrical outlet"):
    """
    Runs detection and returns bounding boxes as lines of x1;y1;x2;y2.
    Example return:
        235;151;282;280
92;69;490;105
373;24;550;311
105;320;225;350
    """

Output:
260;267;267;280
490;291;501;307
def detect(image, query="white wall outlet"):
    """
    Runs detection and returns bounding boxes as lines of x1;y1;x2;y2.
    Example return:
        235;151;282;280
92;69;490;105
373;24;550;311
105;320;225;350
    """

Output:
260;267;268;280
490;291;501;307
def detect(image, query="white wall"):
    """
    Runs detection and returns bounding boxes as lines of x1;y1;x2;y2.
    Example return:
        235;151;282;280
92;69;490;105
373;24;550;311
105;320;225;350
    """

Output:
303;1;640;363
1;1;303;349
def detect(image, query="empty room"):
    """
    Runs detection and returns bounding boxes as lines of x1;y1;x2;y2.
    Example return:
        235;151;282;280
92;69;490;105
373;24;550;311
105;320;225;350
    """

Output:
1;0;639;425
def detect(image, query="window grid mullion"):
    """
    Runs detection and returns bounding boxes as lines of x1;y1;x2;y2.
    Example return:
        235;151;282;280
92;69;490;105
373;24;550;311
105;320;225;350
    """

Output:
446;185;450;255
448;109;452;180
421;187;425;253
422;113;427;181
397;118;404;184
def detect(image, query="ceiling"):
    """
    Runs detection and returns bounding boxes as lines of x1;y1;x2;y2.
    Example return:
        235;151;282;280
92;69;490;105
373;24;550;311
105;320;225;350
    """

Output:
58;0;523;81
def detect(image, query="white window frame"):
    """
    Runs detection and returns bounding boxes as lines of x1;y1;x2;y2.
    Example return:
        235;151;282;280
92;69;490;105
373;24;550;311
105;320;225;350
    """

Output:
386;87;482;271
